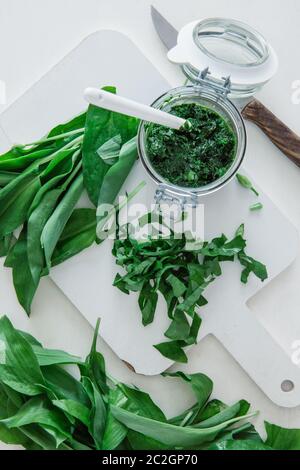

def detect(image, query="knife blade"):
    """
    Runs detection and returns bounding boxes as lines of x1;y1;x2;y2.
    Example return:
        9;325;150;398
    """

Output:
150;5;300;167
151;6;178;50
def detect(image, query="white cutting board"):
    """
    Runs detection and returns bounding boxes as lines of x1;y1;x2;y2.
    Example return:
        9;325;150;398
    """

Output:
0;30;299;407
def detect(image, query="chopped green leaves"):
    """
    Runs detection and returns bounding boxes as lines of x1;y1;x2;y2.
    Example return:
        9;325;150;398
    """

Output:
166;274;187;298
112;216;268;361
236;174;259;196
154;341;188;364
164;311;192;341
250;202;263;211
139;287;158;326
238;251;268;284
147;103;237;188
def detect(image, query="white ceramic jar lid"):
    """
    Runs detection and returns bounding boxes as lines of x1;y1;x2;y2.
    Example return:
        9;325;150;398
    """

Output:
168;18;278;94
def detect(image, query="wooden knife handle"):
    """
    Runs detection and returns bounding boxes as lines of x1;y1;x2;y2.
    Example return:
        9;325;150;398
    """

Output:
242;98;300;168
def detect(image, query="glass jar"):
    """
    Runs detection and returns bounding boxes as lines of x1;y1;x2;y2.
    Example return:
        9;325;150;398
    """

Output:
138;86;246;204
137;17;277;206
180;18;277;99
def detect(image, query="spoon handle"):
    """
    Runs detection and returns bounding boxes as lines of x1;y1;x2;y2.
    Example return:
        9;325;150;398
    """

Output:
242;99;300;168
84;88;185;130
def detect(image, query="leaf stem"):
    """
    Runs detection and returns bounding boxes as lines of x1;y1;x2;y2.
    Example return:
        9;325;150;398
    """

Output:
23;128;85;148
33;135;83;169
180;411;194;427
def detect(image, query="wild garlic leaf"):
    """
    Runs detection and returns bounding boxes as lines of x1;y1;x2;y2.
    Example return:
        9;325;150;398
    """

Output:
1;396;72;439
47;112;86;140
41;173;84;269
0;422;30;446
192;400;250;429
127;430;169;450
111;405;257;448
102;411;127;450
27;188;63;284
97;137;138;213
86;377;107;450
0;316;45;395
43;365;89;406
0;172;41;239
83;86;138;206
265;422;300;450
52;399;90;427
0;149;52;172
14;424;61;450
0;234;13;258
114;384;166;422
0;171;20;188
163;372;213;414
196;399;227;423
169;398;227;429
31;346;82;367
82;318;108;396
51;208;97;267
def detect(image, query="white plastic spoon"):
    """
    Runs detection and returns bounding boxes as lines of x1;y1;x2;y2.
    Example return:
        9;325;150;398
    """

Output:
84;87;186;130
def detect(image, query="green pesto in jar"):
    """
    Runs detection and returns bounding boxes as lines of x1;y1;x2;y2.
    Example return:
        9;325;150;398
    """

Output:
146;103;237;188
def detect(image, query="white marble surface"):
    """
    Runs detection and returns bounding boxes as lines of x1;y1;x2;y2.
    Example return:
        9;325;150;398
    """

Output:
0;0;300;450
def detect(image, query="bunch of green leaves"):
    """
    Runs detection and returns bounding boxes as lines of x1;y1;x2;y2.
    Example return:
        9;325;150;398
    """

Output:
113;217;268;363
1;314;297;452
0;114;86;315
0;86;139;315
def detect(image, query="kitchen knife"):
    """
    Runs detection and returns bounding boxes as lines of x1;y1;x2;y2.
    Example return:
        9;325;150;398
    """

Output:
151;6;300;168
